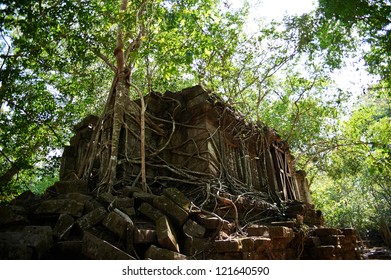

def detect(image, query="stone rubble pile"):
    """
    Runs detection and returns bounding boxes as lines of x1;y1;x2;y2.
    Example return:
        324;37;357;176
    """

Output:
0;180;360;260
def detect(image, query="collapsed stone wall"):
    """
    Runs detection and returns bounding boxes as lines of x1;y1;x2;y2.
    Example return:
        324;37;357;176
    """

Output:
0;86;360;259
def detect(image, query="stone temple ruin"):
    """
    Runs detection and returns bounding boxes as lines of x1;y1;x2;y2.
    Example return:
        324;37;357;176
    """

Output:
0;86;360;259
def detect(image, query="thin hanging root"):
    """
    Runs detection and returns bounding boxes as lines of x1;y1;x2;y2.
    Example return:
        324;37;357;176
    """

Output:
216;193;245;236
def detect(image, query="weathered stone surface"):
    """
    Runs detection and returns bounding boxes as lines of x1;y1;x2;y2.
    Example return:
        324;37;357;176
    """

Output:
253;237;272;253
133;192;158;204
183;219;206;238
271;237;295;250
162;188;191;211
0;205;29;226
102;209;133;238
35;199;84;217
247;225;269;237
138;202;164;222
319;235;342;246
195;213;230;230
48;180;89;194
153;195;188;226
313;228;342;237
0;226;53;259
214;239;241;253
156;216;179;252
54;241;83;259
183;237;211;256
310;245;336;260
76;207;107;230
114;197;134;208
268;226;295;238
82;232;135;260
145;245;187;260
134;228;157;244
241;237;255;252
97;192;116;208
53;214;74;240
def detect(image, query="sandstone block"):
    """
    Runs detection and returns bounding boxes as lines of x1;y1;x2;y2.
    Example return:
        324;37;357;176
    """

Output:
319;235;342;246
53;214;74;240
76;207;107;230
97;192;116;208
35;199;84;217
102;210;133;238
145;245;187;260
268;226;295;238
138;202;164;222
183;219;206;238
253;237;272;253
153;195;188;226
183;237;210;256
214;239;241;253
48;180;89;194
156;216;179;252
310;245;336;260
247;225;269;237
271;221;296;228
162;188;191;211
0;226;53;259
82;232;135;260
0;205;29;226
114;197;134;208
240;237;254;252
133;192;158;204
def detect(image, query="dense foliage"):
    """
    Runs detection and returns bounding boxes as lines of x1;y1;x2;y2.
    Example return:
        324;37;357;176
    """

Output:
0;0;390;234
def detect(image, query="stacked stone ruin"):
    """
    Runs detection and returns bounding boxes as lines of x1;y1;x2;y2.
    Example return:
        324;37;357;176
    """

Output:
0;86;361;259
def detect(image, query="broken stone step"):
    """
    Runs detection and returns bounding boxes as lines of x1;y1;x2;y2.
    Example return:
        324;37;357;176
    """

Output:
82;232;135;260
162;188;191;211
145;245;187;260
183;219;206;238
156;216;180;253
153;195;188;226
76;207;107;230
35;199;84;217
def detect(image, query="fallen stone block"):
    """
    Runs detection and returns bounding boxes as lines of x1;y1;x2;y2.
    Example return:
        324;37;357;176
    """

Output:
82;232;135;260
313;228;342;237
304;236;321;247
114;197;134;208
162;188;191;211
145;245;187;260
0;243;34;259
310;245;335;260
341;228;357;236
62;193;93;204
138;202;165;222
53;214;74;240
0;205;29;226
97;192;116;208
156;216;180;252
103;209;134;239
268;226;295;238
319;235;342;246
133;192;158;204
270;236;295;250
253;237;272;253
247;225;269;237
195;213;229;230
183;219;206;238
35;199;84;217
47;180;89;195
76;207;107;230
183;237;211;257
240;237;254;252
214;239;241;253
54;241;83;259
133;228;157;244
0;226;53;259
119;207;136;217
153;195;188;226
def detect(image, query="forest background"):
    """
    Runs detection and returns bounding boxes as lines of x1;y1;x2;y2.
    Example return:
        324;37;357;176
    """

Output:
1;0;390;235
